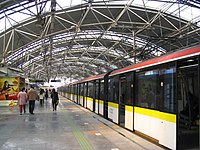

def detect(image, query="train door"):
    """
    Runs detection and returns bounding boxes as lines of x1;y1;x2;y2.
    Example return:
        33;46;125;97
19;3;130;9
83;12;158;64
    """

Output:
177;56;199;150
119;76;126;127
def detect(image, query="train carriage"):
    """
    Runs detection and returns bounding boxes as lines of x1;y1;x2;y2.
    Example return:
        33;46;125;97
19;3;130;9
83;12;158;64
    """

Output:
58;45;200;150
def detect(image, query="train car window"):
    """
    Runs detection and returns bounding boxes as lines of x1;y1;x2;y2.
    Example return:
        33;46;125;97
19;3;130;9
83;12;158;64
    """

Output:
114;76;119;103
80;83;84;96
159;67;176;113
72;85;75;94
70;85;73;94
135;65;176;113
74;84;77;95
65;86;67;93
72;85;74;94
136;70;158;109
88;82;93;98
125;72;134;106
108;76;119;103
99;80;104;100
70;86;72;94
107;79;110;102
78;84;81;95
95;80;100;100
84;83;87;97
108;78;112;102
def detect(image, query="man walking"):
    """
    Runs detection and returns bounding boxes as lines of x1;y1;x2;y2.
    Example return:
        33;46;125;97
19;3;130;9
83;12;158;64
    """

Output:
27;86;38;115
51;88;59;111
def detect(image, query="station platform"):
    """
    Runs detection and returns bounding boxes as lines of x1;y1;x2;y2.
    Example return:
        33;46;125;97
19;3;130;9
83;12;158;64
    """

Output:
0;96;164;150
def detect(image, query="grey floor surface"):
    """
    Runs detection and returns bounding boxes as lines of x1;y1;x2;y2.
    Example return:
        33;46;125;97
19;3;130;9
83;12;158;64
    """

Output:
0;96;165;150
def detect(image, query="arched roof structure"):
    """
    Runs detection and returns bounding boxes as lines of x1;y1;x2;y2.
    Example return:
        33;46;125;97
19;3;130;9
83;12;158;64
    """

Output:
0;0;199;82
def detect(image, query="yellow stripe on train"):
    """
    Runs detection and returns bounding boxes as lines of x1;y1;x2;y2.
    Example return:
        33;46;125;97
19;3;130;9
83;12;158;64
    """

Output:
87;97;93;101
95;99;104;104
134;107;176;123
125;105;133;112
108;102;118;108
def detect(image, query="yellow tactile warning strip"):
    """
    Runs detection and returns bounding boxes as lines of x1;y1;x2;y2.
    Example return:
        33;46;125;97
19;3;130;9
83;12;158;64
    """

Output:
98;125;107;128
59;97;164;150
111;125;120;129
61;108;94;150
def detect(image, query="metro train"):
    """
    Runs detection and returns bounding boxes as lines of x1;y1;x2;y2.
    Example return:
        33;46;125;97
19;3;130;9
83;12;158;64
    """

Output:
58;45;200;150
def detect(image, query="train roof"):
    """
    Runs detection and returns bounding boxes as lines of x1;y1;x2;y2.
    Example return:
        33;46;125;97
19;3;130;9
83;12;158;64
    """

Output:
110;45;200;76
71;73;106;84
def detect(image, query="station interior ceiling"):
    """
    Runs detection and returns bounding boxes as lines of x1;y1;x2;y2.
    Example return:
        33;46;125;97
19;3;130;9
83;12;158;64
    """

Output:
0;0;199;83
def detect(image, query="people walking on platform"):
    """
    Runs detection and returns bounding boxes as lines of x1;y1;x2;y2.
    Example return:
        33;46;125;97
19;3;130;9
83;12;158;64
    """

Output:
39;89;45;107
27;86;38;115
17;87;27;115
51;88;59;111
45;89;48;100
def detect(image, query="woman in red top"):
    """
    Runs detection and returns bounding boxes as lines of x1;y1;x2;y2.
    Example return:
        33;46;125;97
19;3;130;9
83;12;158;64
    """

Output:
17;88;27;115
